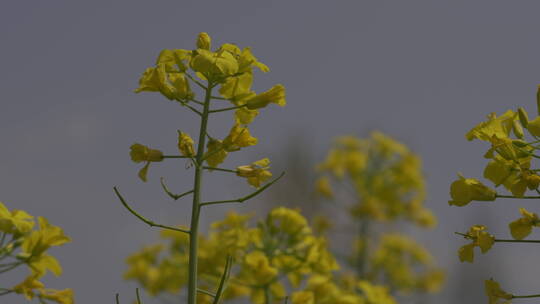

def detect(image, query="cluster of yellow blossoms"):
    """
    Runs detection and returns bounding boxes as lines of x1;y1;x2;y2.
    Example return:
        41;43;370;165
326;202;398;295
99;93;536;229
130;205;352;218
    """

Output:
125;207;398;304
449;87;540;303
128;32;283;186
116;32;288;304
315;132;444;297
0;201;73;304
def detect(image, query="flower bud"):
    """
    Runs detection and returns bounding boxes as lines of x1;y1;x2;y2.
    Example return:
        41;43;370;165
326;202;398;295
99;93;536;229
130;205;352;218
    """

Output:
518;107;529;127
177;131;195;157
512;120;524;139
196;32;211;50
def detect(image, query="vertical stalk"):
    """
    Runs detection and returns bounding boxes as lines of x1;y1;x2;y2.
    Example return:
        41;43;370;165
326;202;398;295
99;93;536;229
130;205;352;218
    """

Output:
356;219;369;277
187;83;213;304
264;285;271;304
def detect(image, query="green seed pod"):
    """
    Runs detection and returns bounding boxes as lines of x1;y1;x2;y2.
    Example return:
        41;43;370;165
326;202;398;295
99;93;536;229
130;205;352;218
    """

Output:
513;120;524;139
518;107;529;128
512;139;528;148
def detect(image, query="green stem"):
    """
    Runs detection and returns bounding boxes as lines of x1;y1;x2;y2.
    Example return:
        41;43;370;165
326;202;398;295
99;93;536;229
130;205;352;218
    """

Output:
495;195;540;199
264;286;272;304
202;166;237;173
209;104;246;113
136;288;143;304
0;289;13;296
113;187;190;234
356;219;369;277
512;294;540;299
0;262;23;274
187;82;213;304
210;96;228;101
495;239;540;243
160;178;194;200
200;172;285;207
163;155;190;159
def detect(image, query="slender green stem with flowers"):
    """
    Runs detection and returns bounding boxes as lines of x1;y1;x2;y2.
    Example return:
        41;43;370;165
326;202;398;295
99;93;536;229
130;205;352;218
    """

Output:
116;32;287;304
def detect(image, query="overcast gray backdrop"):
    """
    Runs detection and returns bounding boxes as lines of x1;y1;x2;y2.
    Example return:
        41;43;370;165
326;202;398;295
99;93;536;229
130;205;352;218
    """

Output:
2;1;540;303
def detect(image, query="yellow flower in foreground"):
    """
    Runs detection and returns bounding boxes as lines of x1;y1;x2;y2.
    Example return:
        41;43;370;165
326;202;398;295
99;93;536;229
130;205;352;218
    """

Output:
177;131;195;157
223;124;258;152
485;279;512;304
40;288;74;304
509;208;539;240
204;139;228;167
190;49;239;81
129;143;164;182
245;84;286;109
237;158;272;188
448;174;496;207
130;144;164;163
526;116;540;137
0;202;34;234
13;276;44;300
458;225;494;263
465;110;517;142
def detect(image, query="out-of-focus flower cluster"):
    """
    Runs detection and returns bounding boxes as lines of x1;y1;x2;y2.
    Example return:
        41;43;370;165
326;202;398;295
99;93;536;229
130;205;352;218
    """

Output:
0;201;73;304
314;132;444;298
316;132;435;227
125;207;398;304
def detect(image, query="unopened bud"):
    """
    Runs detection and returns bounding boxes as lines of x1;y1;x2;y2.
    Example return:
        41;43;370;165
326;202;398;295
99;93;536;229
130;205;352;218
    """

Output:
196;32;211;50
518;107;529;127
513;120;524;139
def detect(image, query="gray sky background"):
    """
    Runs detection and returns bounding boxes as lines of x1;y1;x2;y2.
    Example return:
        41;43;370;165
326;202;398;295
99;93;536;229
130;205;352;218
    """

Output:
2;1;540;303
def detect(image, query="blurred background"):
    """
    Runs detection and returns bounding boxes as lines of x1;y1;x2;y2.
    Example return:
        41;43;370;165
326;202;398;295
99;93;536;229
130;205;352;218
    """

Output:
2;1;540;303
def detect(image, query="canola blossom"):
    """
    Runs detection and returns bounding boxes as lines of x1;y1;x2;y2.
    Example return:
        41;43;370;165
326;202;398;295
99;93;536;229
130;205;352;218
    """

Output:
0;201;73;304
450;86;540;303
116;32;287;304
315;132;444;298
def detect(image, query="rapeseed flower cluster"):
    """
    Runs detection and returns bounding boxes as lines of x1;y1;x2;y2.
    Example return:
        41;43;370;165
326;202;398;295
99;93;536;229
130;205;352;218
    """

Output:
315;132;444;299
0;201;73;304
116;32;287;304
126;207;397;303
450;87;540;303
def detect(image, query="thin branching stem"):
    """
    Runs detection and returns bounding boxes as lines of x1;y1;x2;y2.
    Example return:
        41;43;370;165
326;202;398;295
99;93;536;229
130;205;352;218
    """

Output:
202;167;237;174
186;73;206;90
113;187;190;234
513;294;540;299
200;172;285;207
212;255;233;304
496;194;540;199
163;155;190;159
160;178;194;200
209;104;247;113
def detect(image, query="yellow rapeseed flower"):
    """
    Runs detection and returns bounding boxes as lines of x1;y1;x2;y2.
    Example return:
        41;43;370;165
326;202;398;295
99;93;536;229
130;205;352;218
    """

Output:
458;225;494;263
236;158;272;188
223;123;258;152
448;174;497;207
245;84;286;109
485;279;512;304
177;131;195;157
509;208;539;240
